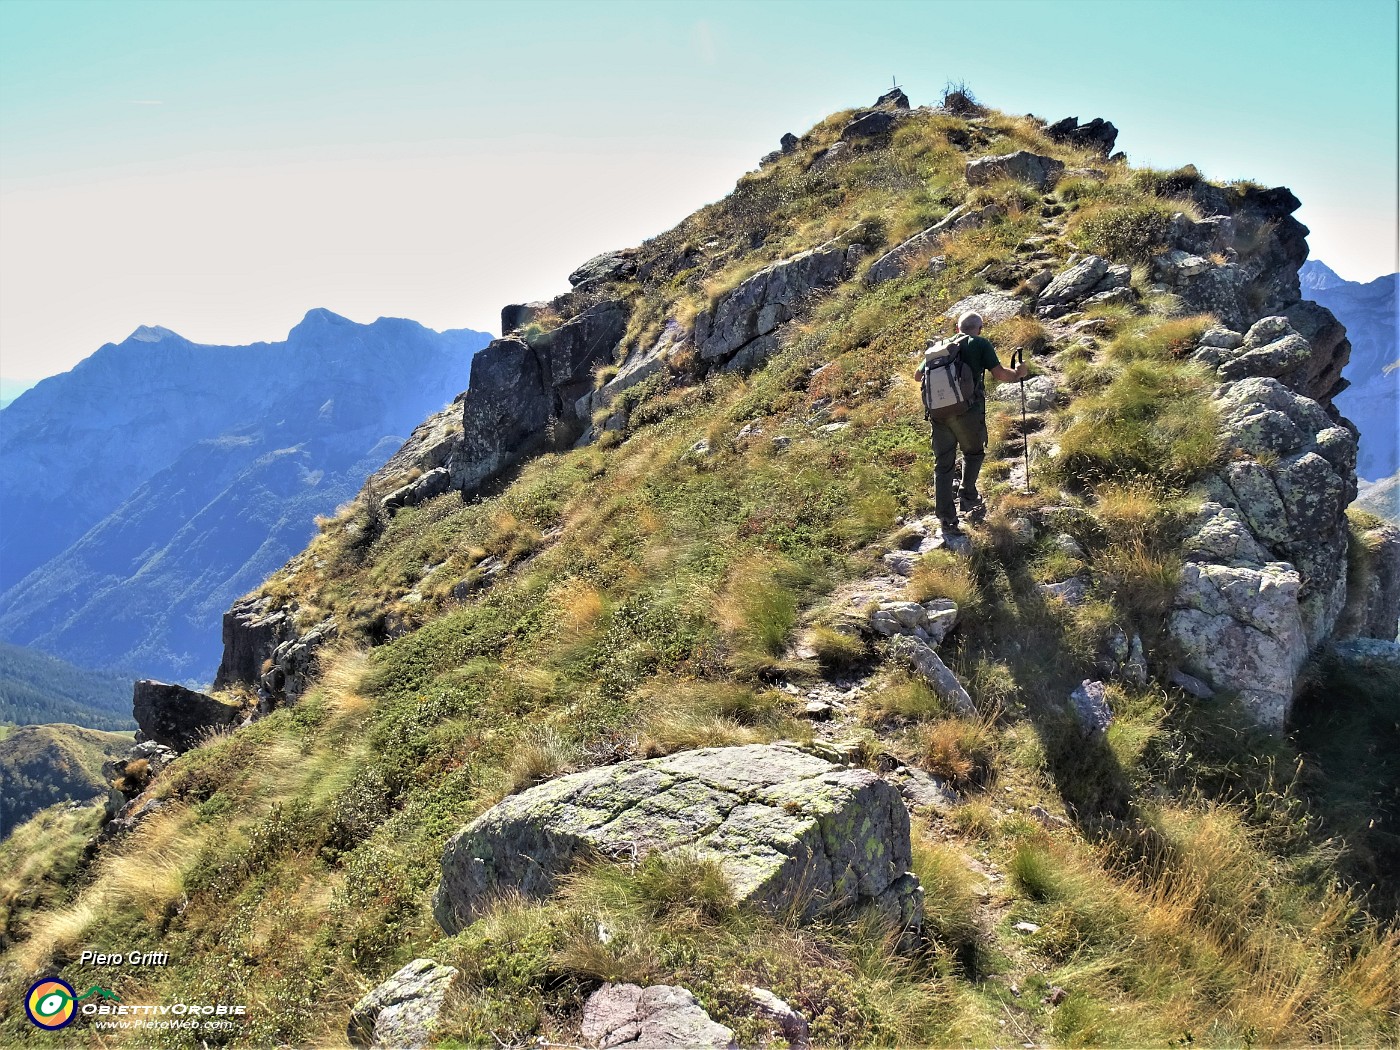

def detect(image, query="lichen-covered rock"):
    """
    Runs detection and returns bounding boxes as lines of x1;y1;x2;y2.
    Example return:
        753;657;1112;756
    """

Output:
1338;519;1400;641
991;374;1058;412
1194;316;1314;382
1170;503;1309;727
569;249;638;289
133;680;241;752
433;743;923;934
348;958;459;1049
694;240;854;365
581;983;735;1050
1208;377;1356;648
450;300;629;493
965;150;1064;191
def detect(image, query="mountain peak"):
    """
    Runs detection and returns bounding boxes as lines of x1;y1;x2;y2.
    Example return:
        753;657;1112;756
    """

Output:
1299;259;1344;292
126;324;184;344
299;308;352;327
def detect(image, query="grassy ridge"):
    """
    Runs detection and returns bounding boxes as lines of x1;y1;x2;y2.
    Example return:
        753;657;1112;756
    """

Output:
0;99;1395;1048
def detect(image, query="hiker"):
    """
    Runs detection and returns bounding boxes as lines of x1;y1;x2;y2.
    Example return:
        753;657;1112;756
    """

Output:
916;310;1027;534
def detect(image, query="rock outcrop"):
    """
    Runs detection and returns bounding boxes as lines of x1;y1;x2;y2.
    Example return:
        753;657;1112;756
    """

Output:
433;743;922;935
581;984;735;1050
348;958;459;1049
132;680;241;752
1170;503;1309;727
865;204;1004;285
448;300;630;494
1046;116;1118;156
214;595;298;691
694;238;860;370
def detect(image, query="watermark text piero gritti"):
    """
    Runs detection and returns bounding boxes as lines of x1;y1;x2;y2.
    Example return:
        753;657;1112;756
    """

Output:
79;950;171;966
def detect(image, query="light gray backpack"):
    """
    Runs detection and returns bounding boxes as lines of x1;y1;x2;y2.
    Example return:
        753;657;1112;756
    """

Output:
919;334;978;420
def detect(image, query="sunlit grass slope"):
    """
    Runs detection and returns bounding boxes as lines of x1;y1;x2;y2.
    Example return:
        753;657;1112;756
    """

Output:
1;97;1395;1049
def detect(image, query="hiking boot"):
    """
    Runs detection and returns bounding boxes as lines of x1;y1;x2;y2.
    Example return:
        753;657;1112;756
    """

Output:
961;500;987;525
939;517;964;537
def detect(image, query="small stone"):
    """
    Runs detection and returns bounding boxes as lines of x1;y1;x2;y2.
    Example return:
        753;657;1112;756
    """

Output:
804;700;833;721
348;959;459;1049
581;984;735;1050
1068;680;1113;737
1013;921;1041;934
749;986;809;1047
771;435;792;451
1046;986;1069;1006
1169;668;1215;699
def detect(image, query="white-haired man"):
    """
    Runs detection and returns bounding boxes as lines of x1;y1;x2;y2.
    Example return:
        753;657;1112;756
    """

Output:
916;311;1027;534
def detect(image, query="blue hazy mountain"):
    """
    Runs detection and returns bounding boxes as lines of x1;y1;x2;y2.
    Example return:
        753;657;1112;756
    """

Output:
0;310;489;683
1301;260;1398;482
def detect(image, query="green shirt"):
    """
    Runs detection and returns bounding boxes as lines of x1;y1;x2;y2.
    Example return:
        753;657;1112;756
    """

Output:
920;334;1002;412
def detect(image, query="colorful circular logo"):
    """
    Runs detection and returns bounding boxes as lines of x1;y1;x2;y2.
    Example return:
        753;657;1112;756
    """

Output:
26;978;77;1030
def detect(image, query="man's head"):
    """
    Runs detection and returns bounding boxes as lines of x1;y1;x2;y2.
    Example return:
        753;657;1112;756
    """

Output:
957;311;984;336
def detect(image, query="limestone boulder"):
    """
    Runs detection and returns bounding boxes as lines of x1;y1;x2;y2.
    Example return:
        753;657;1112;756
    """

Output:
965;150;1064;192
581;984;735;1050
433;743;922;934
348;958;459;1049
569;250;638;289
1036;255;1109;310
133;680;241;752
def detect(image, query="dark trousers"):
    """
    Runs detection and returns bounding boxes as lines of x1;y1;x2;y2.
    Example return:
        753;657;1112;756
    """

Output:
931;409;987;523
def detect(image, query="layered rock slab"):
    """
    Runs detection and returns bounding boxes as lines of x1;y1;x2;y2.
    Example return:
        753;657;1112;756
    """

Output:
433;743;922;934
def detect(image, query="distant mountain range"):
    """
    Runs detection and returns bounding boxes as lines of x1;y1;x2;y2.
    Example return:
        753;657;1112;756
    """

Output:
0;310;490;684
1300;260;1398;484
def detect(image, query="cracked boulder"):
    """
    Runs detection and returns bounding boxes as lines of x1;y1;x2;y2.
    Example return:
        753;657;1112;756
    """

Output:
1169;503;1308;728
433;743;923;934
348;958;459;1049
581;984;735;1050
965;150;1065;192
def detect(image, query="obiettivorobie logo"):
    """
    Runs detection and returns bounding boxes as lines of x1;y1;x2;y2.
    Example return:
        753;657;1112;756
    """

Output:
25;979;121;1030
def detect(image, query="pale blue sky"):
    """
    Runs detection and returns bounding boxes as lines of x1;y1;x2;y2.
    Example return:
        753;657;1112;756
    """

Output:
1;0;1395;382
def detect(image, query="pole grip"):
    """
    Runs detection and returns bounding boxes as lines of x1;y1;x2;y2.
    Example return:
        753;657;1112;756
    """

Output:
1010;347;1024;370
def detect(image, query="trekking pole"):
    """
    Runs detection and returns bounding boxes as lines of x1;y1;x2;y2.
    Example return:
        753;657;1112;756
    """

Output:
1010;347;1031;494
